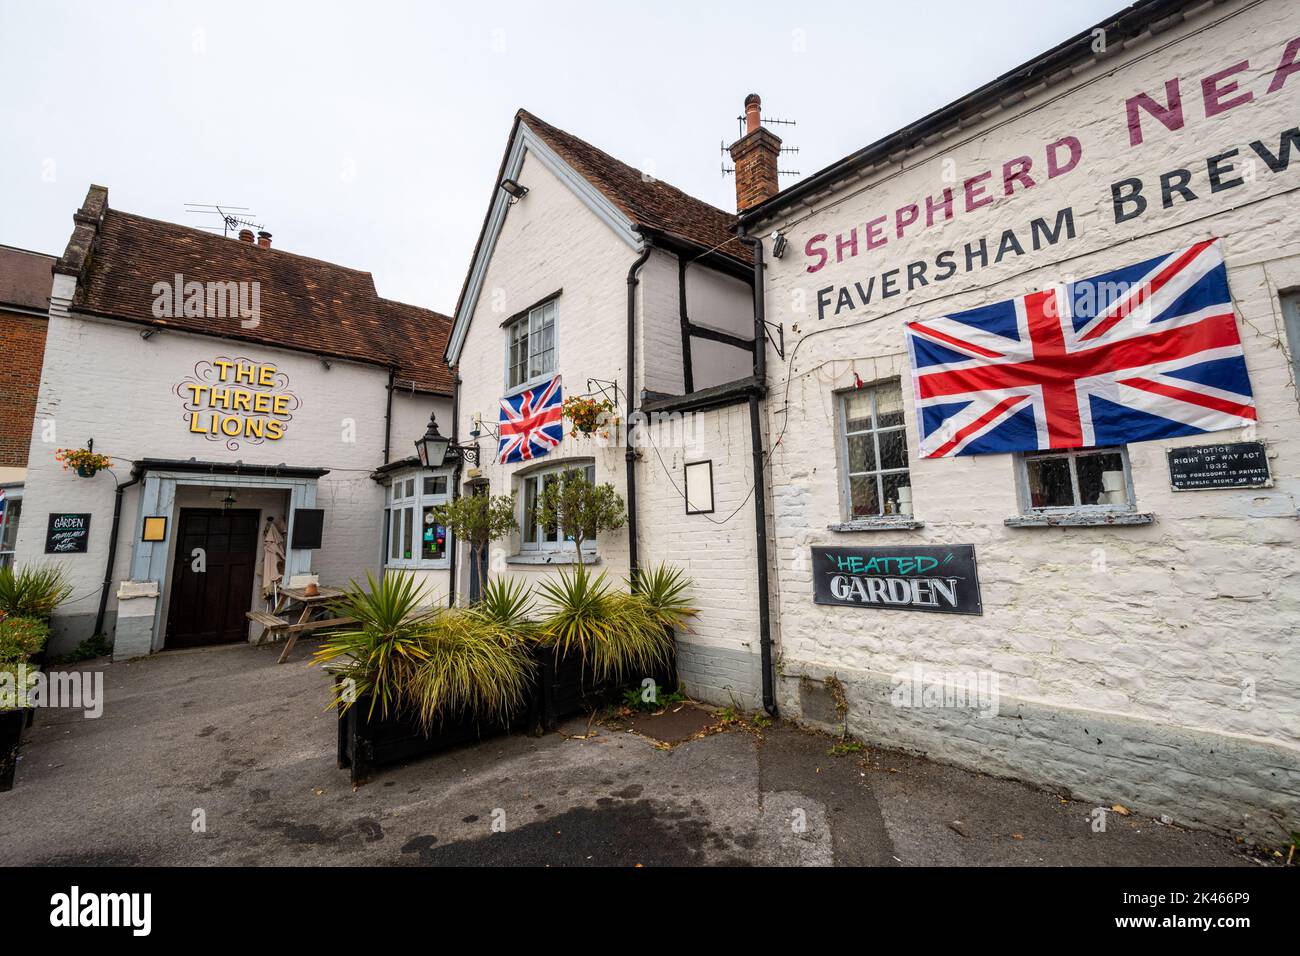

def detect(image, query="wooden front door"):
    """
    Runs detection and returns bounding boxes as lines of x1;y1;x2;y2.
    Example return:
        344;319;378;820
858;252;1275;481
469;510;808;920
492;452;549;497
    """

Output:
166;508;260;648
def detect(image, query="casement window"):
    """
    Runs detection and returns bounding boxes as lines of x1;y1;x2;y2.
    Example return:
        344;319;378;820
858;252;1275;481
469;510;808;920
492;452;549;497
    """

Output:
0;491;21;569
1015;446;1135;512
506;299;557;390
1281;290;1300;399
839;381;913;518
384;470;452;568
520;461;597;553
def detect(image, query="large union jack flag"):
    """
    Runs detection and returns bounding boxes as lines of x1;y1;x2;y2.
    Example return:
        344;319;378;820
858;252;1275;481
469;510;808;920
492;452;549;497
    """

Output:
498;374;563;464
905;239;1256;458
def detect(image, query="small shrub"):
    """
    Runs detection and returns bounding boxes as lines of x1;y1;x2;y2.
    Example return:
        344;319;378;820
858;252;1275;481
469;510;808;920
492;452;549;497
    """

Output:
56;633;112;664
0;616;50;663
622;683;686;713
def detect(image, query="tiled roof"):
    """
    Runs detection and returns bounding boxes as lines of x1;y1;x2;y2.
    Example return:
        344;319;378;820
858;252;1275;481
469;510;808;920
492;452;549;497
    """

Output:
518;111;751;265
380;297;454;395
0;244;55;313
57;189;453;395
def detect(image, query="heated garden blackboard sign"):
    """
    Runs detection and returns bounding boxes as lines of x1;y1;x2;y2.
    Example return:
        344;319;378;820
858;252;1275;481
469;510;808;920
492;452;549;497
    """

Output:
811;544;983;616
1167;441;1271;490
45;513;91;554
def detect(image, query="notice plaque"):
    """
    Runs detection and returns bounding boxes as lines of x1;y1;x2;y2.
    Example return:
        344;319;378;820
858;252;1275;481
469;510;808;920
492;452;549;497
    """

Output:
45;513;91;554
811;544;982;616
1167;442;1270;490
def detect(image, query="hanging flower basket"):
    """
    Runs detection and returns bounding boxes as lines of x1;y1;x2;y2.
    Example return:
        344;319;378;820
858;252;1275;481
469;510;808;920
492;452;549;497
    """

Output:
562;396;618;439
55;448;111;478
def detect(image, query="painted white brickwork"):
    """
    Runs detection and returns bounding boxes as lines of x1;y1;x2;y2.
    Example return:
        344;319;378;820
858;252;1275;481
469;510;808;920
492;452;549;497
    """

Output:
749;0;1300;834
451;146;761;696
16;307;449;652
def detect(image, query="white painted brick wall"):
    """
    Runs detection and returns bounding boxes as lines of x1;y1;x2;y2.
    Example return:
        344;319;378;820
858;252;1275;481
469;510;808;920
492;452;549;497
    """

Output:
749;0;1300;832
16;308;449;646
451;148;763;697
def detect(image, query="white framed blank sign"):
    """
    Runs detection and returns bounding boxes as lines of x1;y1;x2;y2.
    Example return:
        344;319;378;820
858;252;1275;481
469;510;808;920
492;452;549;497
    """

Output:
684;460;714;515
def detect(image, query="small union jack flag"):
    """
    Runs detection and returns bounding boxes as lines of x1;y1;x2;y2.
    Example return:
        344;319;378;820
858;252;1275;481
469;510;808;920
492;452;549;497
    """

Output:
905;239;1256;458
498;375;563;464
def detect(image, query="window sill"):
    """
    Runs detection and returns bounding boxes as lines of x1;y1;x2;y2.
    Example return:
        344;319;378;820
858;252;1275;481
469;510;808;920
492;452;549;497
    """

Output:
1004;511;1155;528
828;517;924;532
506;552;601;567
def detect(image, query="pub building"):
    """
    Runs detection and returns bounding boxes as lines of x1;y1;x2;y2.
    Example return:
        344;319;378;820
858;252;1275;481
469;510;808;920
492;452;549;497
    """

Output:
14;185;457;658
9;0;1297;842
737;0;1300;837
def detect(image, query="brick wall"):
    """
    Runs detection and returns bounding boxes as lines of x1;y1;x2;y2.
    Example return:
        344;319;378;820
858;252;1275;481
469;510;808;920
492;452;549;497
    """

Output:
0;308;48;467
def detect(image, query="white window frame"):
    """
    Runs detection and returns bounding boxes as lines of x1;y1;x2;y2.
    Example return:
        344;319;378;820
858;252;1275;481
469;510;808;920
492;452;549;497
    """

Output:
504;299;558;393
384;468;453;570
837;380;913;519
518;460;597;554
0;487;22;570
1014;446;1136;515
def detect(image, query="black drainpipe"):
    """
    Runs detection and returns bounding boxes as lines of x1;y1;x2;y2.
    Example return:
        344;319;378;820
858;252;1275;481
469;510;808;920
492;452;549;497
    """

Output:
625;235;653;588
739;229;776;716
382;367;396;464
447;373;463;607
93;467;143;638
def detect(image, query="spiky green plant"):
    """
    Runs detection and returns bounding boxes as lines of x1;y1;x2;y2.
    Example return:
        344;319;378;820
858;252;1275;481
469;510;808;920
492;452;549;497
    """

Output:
312;571;434;719
471;576;538;643
0;564;72;619
634;563;698;632
537;566;672;683
403;609;535;733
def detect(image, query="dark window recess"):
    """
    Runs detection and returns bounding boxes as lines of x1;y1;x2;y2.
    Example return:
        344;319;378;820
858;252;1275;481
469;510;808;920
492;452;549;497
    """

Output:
1024;448;1127;509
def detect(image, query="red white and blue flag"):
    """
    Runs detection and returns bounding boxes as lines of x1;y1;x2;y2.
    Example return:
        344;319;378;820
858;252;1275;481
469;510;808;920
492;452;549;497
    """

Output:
905;239;1256;458
498;375;563;464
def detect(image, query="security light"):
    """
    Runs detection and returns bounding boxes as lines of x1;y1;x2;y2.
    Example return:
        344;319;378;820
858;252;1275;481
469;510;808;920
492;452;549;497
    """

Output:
770;231;788;259
500;178;529;200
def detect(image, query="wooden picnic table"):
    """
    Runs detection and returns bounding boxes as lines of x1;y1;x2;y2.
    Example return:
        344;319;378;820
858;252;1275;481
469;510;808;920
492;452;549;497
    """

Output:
246;585;353;664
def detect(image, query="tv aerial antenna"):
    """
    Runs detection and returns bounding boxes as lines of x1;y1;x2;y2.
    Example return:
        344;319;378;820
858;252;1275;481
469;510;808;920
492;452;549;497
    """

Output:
184;203;265;237
720;112;801;179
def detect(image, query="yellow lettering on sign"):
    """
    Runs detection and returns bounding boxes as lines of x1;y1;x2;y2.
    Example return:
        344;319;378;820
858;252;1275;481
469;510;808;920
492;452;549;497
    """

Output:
180;358;294;443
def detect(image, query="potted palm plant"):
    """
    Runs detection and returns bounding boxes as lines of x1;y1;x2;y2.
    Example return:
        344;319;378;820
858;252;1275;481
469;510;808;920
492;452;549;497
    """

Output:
532;563;694;730
313;572;535;783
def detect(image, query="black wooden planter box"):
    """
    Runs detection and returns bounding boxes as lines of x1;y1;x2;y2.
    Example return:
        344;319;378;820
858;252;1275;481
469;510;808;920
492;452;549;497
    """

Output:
0;707;29;792
532;633;678;732
333;629;678;780
335;680;526;784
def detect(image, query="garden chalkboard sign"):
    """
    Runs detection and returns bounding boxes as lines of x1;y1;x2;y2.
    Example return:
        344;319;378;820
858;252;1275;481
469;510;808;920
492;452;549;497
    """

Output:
811;544;983;616
45;513;91;554
1167;441;1271;490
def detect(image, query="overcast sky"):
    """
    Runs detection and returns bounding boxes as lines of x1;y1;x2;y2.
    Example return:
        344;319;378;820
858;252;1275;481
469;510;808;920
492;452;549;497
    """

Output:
1;0;1123;313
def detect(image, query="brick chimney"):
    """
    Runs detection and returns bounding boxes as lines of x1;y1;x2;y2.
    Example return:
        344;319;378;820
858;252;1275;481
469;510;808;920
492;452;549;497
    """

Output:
256;231;272;248
238;228;254;243
728;93;782;212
